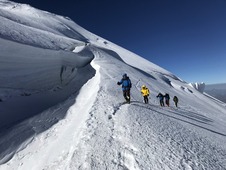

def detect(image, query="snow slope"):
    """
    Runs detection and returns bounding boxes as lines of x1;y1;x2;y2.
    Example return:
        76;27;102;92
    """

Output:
0;1;226;169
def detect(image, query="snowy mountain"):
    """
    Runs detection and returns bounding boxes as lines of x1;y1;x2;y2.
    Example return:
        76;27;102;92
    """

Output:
0;1;226;169
204;83;226;103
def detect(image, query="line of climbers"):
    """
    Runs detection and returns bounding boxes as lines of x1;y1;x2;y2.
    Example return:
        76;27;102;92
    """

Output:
117;73;179;107
156;93;178;107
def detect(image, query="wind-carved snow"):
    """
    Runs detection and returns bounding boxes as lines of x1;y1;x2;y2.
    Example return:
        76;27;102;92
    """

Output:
189;82;205;93
0;1;226;169
0;37;94;130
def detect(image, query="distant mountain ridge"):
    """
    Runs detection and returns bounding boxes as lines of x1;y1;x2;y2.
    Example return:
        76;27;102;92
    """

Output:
204;83;226;103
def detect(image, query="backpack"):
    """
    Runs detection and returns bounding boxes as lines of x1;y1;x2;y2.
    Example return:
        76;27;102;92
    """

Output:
165;93;170;99
123;78;131;88
173;96;178;102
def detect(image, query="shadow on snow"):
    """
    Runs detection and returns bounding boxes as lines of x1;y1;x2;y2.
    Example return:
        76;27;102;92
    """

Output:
130;101;226;137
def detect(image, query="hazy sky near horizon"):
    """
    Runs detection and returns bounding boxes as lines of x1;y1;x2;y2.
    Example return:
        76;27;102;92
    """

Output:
12;0;226;84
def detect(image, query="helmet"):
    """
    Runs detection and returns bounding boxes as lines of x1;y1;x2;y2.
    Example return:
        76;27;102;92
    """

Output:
142;85;146;88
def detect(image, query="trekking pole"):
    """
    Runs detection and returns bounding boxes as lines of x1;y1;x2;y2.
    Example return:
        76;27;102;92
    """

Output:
133;79;145;103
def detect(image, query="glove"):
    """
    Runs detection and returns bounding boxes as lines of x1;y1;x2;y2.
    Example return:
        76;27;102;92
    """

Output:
117;82;120;85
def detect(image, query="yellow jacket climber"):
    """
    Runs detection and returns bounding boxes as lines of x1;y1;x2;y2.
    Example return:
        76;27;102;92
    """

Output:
141;85;150;104
141;85;150;96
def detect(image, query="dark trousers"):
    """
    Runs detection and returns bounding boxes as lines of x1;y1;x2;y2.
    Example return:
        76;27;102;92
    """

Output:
123;90;130;102
144;96;149;104
165;99;169;106
160;99;164;106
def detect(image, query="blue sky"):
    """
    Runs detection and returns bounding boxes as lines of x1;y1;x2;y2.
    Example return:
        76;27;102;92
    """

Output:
12;0;226;84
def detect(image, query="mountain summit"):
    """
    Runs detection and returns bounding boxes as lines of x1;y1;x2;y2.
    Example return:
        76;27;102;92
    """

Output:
0;1;226;169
